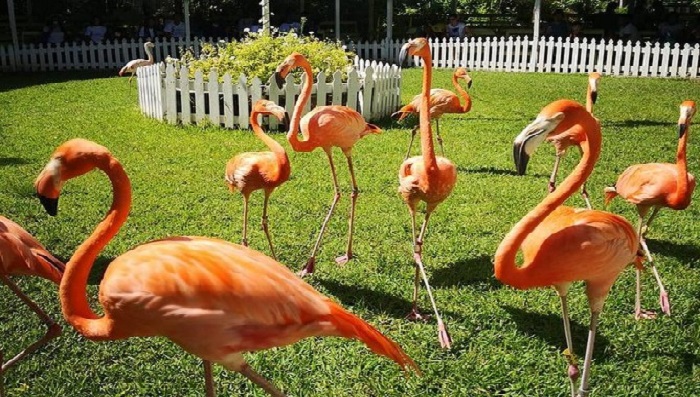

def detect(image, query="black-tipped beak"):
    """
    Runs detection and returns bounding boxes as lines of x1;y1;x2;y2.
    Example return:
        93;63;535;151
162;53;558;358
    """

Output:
274;72;285;89
513;141;530;176
38;195;58;216
467;80;473;89
282;112;290;129
679;123;688;138
591;91;598;105
398;44;409;66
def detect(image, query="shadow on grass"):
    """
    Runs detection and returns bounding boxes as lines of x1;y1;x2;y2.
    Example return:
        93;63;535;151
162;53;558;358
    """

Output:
0;157;30;166
502;305;612;361
87;256;115;285
0;71;115;93
457;166;520;176
431;254;502;290
603;119;670;128
648;239;700;267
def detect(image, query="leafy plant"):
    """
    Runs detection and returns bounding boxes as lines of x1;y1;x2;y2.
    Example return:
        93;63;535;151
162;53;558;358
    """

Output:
173;31;354;84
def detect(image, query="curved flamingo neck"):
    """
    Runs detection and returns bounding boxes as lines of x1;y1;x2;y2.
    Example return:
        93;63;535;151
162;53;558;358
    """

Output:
586;86;594;113
145;45;154;63
60;155;132;340
252;110;287;163
286;59;314;152
494;111;601;289
453;75;472;113
674;123;691;202
418;52;437;170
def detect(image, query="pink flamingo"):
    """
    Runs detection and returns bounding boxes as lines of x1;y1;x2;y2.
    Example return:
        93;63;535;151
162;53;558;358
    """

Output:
119;42;155;84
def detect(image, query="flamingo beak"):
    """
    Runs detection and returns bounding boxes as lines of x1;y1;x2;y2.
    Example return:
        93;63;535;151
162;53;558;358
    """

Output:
512;116;558;175
38;195;59;216
398;43;411;65
513;141;530;176
273;71;285;89
467;79;473;89
679;121;688;138
590;90;598;105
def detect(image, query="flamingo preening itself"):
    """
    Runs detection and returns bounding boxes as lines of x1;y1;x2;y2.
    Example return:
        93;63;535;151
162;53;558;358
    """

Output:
513;72;601;209
392;67;473;159
397;38;457;349
0;217;64;394
604;100;696;319
34;139;419;397
225;100;290;259
119;42;155;84
274;52;381;277
499;100;640;397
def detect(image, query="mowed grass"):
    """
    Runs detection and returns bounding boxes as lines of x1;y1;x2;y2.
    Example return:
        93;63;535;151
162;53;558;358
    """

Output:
0;68;699;397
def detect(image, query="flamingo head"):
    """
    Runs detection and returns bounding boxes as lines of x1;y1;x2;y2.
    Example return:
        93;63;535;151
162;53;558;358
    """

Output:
513;103;572;175
35;139;112;216
678;100;696;138
399;38;430;65
455;67;472;89
253;99;288;124
274;52;308;89
588;72;601;104
145;42;155;49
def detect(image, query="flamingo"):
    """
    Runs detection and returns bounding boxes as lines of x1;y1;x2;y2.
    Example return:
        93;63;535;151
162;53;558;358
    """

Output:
513;72;601;209
397;38;457;349
119;42;156;84
603;100;696;319
500;99;640;397
34;138;417;397
392;67;473;159
225;100;290;259
273;52;381;277
0;217;63;390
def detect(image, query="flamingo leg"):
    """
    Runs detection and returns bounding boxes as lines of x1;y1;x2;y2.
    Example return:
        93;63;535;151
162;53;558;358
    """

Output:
405;205;425;321
203;360;216;397
241;194;249;247
0;275;61;374
405;126;419;160
549;154;563;193
559;294;580;397
636;208;670;316
299;148;341;277
576;311;600;397
413;211;452;349
578;147;592;209
239;364;286;397
335;151;357;265
435;120;445;157
261;190;277;260
641;206;661;237
634;214;657;319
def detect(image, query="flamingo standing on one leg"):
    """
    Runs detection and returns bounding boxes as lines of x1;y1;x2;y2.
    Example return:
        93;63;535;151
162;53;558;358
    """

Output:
225;100;290;259
34;139;419;397
0;216;64;388
397;38;457;349
119;42;156;84
513;72;601;209
604;101;696;319
273;53;381;277
501;100;640;397
392;67;473;159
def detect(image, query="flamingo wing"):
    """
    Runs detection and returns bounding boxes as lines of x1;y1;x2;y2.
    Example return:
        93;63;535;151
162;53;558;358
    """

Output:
0;216;63;282
300;106;370;148
427;89;460;117
614;163;680;206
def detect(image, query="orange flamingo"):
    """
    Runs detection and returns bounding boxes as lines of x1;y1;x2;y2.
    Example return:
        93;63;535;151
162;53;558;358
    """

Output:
1;217;63;385
34;138;417;397
273;53;381;277
499;100;640;397
397;38;457;349
225;100;290;259
392;67;473;158
604;101;696;319
119;42;155;84
514;72;601;209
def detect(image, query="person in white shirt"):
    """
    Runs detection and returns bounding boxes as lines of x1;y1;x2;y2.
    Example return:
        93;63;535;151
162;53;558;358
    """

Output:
164;14;187;39
445;14;466;39
84;17;107;43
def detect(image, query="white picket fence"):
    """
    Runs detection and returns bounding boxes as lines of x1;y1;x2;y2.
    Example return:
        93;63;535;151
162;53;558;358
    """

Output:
136;57;402;129
2;36;699;78
351;36;700;78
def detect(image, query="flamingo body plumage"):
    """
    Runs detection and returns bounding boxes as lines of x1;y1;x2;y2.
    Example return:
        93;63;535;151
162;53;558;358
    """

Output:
119;42;155;83
34;138;416;396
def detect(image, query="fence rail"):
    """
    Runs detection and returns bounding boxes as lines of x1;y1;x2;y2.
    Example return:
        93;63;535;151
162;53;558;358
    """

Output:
136;57;401;129
2;36;698;78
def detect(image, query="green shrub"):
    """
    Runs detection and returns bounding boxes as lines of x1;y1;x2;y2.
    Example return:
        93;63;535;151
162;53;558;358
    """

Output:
172;31;354;84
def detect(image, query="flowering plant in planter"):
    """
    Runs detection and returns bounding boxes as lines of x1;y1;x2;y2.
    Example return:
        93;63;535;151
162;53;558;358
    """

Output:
173;31;354;84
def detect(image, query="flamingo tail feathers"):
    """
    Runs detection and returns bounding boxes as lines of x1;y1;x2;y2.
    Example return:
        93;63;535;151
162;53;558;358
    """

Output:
362;123;382;137
327;302;421;375
603;186;618;206
391;105;416;122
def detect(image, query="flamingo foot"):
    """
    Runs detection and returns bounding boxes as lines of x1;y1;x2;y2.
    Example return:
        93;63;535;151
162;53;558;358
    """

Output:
241;238;248;247
437;319;452;349
548;181;556;193
405;307;429;322
660;291;671;316
635;308;657;320
568;364;580;382
335;253;352;265
297;257;315;278
641;224;649;236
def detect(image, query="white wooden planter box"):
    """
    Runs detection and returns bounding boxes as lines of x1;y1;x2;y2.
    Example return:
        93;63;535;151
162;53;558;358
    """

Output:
136;57;402;130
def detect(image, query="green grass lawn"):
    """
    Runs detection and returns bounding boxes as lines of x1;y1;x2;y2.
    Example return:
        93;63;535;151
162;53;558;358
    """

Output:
0;69;699;397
